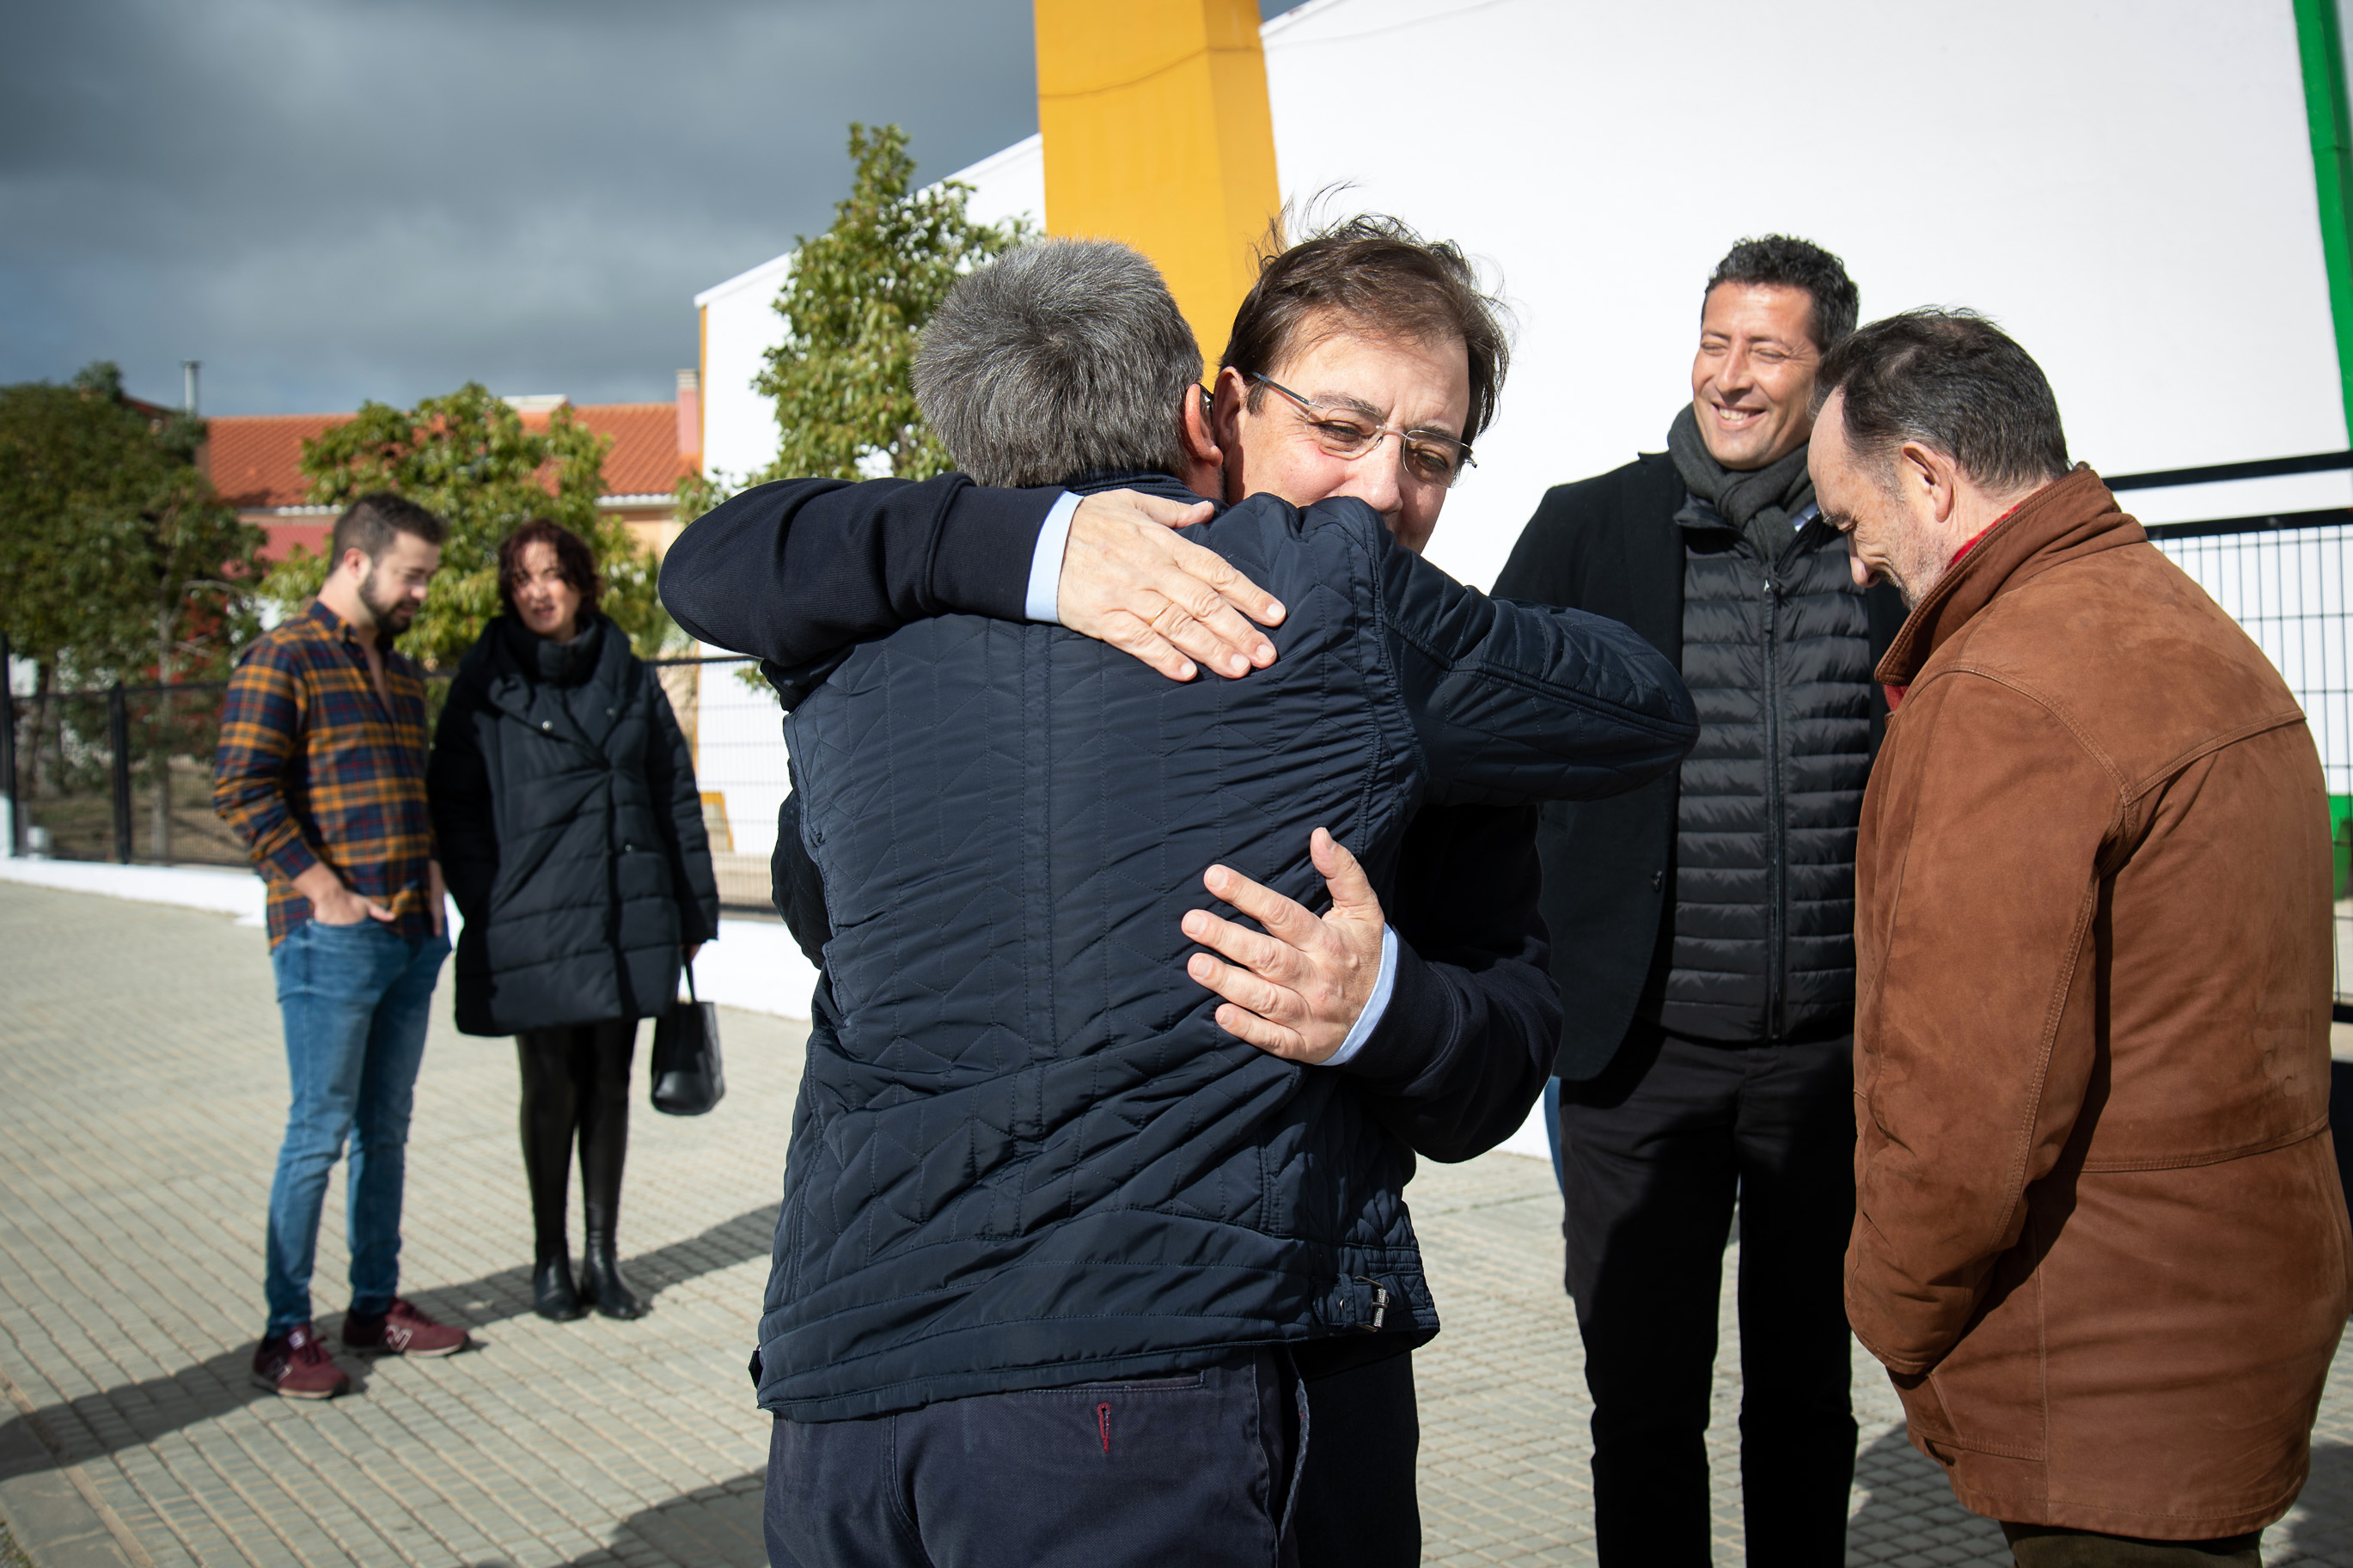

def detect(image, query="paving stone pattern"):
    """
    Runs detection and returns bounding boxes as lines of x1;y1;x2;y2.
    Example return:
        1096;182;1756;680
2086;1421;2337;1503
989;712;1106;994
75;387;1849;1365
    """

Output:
2;880;2350;1565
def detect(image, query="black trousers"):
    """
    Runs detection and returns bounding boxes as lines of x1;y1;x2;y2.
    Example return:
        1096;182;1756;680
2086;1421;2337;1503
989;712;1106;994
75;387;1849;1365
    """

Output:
764;1345;1418;1568
515;1017;637;1259
1558;1026;1859;1565
2001;1523;2264;1566
1293;1349;1418;1567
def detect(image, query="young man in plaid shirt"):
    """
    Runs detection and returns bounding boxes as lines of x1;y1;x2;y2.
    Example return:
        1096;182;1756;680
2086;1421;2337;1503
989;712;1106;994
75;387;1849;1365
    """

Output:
215;492;470;1399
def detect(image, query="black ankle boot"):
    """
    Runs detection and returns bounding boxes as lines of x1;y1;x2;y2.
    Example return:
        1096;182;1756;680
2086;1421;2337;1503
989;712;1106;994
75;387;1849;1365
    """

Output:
533;1254;587;1321
579;1234;645;1320
517;1032;584;1321
577;1022;644;1319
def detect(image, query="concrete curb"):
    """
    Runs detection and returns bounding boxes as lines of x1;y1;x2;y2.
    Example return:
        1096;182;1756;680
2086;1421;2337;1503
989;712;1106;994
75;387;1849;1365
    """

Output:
0;1371;151;1568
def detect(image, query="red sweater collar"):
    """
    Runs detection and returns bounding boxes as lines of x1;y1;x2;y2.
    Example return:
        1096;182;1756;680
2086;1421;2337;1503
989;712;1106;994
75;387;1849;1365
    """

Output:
1880;504;2020;712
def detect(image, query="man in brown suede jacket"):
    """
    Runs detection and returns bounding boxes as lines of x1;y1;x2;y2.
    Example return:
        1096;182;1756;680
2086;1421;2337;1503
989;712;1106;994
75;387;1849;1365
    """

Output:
1808;308;2352;1566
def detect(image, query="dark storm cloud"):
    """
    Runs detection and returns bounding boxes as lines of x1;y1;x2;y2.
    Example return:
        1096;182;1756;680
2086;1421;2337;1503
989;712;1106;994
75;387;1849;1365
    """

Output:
0;0;1041;412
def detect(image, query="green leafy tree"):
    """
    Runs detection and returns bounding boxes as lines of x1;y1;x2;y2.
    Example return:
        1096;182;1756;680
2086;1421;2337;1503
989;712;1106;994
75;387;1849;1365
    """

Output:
264;382;673;670
0;363;260;687
754;123;1028;484
0;362;265;855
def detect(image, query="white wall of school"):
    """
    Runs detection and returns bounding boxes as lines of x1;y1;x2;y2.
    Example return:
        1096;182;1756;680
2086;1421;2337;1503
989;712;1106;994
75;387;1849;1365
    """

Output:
1260;0;2350;591
694;253;793;488
686;135;1048;931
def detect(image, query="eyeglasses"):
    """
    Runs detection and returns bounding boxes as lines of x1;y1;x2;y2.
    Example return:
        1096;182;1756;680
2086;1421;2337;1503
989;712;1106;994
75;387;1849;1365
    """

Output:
1248;373;1476;488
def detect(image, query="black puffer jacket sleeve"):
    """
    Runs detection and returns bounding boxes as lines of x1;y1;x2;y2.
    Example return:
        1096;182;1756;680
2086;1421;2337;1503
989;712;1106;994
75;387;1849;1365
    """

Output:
657;475;1061;666
1341;803;1557;1160
425;654;498;926
643;671;721;944
1377;532;1698;805
1324;526;1696;1159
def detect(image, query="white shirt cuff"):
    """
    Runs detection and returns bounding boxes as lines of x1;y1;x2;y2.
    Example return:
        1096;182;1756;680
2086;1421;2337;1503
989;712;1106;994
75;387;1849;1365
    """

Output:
1024;491;1083;624
1321;924;1398;1068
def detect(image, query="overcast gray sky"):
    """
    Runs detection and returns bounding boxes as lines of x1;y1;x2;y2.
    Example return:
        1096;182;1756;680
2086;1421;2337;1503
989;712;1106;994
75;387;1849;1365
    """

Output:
0;0;1296;416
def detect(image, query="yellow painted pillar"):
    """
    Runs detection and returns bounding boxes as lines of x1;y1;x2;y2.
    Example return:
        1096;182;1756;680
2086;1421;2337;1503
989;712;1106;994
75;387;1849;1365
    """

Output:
1033;0;1282;372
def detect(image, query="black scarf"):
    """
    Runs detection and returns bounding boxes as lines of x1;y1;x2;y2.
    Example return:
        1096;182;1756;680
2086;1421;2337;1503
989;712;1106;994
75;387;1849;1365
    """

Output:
1666;402;1814;546
502;613;603;686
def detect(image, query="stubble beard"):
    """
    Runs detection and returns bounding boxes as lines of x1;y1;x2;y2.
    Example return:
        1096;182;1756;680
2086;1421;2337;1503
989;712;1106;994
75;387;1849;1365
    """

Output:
1885;532;1954;609
358;564;416;637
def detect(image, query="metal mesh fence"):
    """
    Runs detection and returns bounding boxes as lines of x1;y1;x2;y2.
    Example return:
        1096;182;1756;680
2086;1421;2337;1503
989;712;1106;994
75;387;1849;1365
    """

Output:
2149;511;2353;1008
4;680;249;868
0;656;791;911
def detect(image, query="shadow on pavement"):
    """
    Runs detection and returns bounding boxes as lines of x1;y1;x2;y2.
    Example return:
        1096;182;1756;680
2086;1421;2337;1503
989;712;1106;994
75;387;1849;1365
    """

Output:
2276;1443;2353;1561
0;1202;775;1471
564;1468;767;1567
1845;1425;2009;1565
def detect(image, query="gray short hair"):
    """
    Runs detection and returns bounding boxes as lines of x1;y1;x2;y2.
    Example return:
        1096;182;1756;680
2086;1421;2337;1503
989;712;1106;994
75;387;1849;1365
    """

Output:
914;240;1201;488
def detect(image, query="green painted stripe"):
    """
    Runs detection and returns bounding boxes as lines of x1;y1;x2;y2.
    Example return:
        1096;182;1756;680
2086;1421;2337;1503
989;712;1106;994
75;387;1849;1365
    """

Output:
2297;0;2353;439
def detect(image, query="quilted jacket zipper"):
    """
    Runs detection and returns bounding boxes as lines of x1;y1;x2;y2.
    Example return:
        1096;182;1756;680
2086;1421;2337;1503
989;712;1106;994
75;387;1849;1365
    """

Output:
1761;564;1783;1041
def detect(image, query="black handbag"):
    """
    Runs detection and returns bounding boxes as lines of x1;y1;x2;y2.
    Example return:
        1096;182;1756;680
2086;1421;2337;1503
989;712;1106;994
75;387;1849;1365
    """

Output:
650;958;724;1116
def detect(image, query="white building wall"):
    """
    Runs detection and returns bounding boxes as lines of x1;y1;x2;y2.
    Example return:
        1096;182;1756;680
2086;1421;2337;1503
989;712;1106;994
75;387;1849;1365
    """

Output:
700;4;2347;595
1262;0;2349;589
694;253;794;488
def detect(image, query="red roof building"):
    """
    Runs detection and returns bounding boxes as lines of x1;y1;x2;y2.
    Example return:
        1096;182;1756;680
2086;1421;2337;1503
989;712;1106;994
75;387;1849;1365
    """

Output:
201;372;703;563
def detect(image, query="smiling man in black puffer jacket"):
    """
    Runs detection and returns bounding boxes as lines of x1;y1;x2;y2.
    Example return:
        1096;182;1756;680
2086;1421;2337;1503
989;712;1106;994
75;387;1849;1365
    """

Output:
1492;236;1905;1567
663;239;1697;1568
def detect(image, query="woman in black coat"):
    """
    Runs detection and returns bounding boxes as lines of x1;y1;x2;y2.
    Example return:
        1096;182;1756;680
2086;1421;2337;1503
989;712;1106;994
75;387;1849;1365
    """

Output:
428;520;720;1321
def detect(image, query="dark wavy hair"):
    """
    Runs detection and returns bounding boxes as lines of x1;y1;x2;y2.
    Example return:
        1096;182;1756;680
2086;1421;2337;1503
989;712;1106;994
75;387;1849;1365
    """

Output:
496;519;601;619
330;491;445;564
1706;235;1860;355
1220;213;1511;443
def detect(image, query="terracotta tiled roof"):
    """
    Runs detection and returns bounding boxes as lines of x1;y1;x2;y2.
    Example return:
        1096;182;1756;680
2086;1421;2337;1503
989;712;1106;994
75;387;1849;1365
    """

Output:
201;402;690;510
576;403;695;497
204;414;348;509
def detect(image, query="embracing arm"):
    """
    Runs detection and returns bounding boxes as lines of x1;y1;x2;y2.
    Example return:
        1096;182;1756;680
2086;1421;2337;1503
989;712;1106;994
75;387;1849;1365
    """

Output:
659;478;1279;700
657;475;1054;668
1381;540;1696;804
1846;677;2113;1374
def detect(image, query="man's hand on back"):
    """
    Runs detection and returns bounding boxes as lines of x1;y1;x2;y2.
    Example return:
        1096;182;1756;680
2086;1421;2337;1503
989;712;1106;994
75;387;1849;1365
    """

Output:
1059;491;1285;682
1182;828;1384;1065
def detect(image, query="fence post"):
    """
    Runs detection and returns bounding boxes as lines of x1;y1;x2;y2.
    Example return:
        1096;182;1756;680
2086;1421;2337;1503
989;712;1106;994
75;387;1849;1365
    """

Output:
0;633;15;857
107;682;131;864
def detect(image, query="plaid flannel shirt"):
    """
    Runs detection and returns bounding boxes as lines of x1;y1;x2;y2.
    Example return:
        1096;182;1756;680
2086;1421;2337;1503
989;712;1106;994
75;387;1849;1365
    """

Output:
212;601;437;946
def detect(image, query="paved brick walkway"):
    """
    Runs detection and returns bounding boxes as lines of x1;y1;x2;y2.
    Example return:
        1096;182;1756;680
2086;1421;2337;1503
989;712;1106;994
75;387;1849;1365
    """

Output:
3;879;2351;1565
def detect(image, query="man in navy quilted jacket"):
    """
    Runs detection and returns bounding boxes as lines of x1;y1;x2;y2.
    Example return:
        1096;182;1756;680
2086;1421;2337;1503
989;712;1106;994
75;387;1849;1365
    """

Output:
663;235;1697;1568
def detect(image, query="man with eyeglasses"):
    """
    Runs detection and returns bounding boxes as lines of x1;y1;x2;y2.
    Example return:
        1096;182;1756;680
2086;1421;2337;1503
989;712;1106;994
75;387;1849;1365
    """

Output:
1490;235;1904;1565
663;217;1660;1565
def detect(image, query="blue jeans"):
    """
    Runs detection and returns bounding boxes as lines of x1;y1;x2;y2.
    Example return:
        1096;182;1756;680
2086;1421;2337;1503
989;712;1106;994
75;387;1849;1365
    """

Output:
263;918;449;1333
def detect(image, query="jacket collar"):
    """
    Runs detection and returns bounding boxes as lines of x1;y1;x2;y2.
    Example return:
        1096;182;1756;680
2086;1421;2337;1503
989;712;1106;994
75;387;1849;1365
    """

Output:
474;613;634;753
1059;469;1222;510
1874;466;2143;686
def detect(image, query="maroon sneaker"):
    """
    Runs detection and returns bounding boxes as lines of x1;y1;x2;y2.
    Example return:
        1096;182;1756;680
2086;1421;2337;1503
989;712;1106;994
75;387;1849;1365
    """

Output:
251;1323;350;1400
343;1298;469;1358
